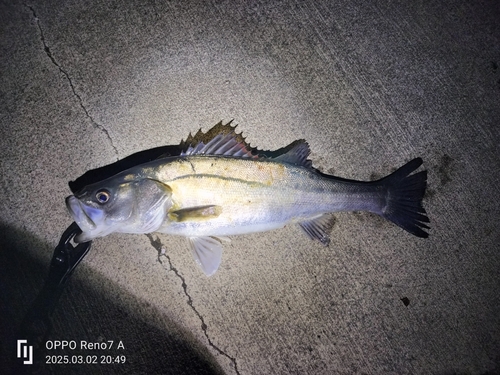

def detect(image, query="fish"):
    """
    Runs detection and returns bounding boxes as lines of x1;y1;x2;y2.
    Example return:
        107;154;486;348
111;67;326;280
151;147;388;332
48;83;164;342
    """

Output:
66;121;429;276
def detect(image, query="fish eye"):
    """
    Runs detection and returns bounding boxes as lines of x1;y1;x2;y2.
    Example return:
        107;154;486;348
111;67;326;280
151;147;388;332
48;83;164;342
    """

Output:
95;190;110;204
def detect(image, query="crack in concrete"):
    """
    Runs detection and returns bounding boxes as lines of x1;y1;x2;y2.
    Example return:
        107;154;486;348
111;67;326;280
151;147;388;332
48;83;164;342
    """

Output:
146;234;240;375
26;5;119;160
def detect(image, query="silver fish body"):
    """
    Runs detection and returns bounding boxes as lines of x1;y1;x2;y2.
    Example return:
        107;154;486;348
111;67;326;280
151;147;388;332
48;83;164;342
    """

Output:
66;122;429;275
153;156;384;236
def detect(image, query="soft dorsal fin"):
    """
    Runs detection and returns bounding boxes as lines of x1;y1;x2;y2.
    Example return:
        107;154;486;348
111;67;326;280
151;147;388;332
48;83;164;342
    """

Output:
180;120;257;158
272;140;312;168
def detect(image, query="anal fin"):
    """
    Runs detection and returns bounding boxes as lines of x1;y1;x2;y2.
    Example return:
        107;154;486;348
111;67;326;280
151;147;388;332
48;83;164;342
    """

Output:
188;236;224;276
298;214;335;246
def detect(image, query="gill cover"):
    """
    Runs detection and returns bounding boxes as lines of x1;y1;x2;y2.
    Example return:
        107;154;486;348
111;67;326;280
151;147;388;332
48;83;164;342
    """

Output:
66;178;172;242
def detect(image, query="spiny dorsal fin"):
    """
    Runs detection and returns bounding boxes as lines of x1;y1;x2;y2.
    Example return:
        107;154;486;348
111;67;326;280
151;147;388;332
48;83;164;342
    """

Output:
178;121;313;167
180;120;257;158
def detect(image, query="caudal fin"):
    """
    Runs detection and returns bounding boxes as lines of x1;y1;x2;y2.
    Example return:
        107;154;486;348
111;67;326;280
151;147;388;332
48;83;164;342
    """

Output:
378;158;430;238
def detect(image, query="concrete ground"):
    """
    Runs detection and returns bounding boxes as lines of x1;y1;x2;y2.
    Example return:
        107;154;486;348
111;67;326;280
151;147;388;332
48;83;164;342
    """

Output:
1;0;499;374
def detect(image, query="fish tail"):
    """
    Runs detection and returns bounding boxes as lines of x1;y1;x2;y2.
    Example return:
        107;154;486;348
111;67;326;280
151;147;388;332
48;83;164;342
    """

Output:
378;158;430;238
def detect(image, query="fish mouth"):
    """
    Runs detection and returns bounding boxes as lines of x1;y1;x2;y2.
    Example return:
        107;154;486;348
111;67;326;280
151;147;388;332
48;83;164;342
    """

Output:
65;196;98;240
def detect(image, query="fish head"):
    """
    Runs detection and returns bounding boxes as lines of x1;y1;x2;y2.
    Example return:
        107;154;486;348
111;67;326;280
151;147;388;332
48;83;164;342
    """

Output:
66;175;172;243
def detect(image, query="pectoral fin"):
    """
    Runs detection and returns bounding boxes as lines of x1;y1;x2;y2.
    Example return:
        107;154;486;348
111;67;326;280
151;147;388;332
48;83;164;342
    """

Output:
169;205;222;222
298;214;335;246
188;236;223;276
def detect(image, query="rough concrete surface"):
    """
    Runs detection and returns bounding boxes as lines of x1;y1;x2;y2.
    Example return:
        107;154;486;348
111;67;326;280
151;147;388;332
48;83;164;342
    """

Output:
1;0;499;374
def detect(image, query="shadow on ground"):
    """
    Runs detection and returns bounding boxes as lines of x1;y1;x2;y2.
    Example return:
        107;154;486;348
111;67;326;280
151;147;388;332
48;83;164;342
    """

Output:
0;223;224;375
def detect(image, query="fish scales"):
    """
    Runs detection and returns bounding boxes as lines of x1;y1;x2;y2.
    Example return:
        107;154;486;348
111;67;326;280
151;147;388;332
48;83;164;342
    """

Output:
153;156;382;222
